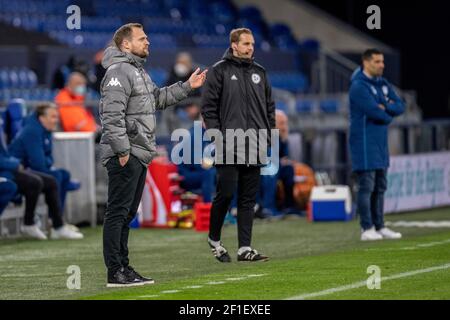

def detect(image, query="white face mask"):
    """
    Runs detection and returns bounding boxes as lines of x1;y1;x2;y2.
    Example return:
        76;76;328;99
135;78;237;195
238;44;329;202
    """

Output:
174;63;189;77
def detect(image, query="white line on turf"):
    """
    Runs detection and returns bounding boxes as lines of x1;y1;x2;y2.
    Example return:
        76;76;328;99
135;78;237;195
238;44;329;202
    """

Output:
287;263;450;300
365;239;450;251
136;274;267;299
385;220;450;228
206;281;226;285
160;290;180;294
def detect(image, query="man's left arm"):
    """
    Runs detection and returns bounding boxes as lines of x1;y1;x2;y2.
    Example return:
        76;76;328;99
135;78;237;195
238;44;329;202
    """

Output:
384;82;406;117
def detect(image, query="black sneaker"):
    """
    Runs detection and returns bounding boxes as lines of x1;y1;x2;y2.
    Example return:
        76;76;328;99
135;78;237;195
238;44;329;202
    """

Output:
208;240;232;263
237;249;269;262
106;267;145;288
124;266;155;285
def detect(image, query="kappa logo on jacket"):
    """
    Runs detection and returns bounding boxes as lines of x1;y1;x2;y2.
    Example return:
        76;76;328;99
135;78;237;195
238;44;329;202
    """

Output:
106;77;122;87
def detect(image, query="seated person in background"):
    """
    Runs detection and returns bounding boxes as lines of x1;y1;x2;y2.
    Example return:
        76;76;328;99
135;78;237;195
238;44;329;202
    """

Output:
0;116;82;239
54;72;98;133
165;52;202;132
9;103;81;214
177;103;216;203
166;52;201;98
0;177;17;216
258;109;298;217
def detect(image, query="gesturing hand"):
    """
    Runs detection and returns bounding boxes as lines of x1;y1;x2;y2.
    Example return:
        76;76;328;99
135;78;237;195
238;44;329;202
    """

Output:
188;67;208;89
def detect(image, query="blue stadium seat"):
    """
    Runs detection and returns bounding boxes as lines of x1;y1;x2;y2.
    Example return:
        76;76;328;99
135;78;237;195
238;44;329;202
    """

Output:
149;68;168;87
319;99;340;113
275;101;289;114
296;99;314;113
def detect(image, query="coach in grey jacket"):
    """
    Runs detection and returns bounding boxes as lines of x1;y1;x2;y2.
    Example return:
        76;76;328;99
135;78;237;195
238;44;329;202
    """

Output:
100;23;207;288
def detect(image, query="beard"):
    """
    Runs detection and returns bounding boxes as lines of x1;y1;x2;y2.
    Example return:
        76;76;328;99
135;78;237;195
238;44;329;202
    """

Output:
132;48;149;58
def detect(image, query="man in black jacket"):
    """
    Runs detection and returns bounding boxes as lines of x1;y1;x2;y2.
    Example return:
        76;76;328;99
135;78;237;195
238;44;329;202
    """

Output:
201;28;275;262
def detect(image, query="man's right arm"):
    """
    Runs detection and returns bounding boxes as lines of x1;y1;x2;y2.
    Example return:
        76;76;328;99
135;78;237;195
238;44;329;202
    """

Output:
201;66;222;131
350;82;393;124
100;67;132;158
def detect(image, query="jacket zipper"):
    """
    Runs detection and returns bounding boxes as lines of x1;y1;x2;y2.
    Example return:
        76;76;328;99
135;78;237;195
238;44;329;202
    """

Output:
242;67;250;166
138;67;157;130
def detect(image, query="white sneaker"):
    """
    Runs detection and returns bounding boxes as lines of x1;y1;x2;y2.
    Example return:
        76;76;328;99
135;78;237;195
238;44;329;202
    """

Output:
21;224;47;240
50;225;84;240
65;224;80;232
361;227;383;241
377;227;402;239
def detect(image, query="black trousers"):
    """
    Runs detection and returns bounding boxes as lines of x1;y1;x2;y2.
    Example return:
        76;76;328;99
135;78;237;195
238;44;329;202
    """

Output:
209;165;261;248
103;155;147;276
14;170;63;229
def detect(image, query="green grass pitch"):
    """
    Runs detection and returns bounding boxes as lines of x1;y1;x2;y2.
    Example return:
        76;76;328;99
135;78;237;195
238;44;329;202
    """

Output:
1;207;449;300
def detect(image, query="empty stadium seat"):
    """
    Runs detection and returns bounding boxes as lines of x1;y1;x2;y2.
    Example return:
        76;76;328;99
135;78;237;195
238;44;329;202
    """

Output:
319;99;340;113
296;99;314;113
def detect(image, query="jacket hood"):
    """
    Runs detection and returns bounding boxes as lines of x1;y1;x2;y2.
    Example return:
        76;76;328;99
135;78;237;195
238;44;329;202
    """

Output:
350;67;383;85
101;46;147;69
222;48;254;66
25;112;48;133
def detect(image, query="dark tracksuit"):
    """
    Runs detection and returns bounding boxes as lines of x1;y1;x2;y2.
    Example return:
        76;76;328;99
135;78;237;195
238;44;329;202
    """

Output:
201;48;276;248
349;68;405;231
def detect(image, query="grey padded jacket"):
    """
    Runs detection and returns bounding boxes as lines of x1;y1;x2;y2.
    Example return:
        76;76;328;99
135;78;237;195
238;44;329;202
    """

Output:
99;46;192;165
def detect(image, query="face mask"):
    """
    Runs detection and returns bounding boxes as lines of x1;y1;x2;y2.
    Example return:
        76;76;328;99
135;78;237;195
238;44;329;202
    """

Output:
174;63;189;77
73;85;86;96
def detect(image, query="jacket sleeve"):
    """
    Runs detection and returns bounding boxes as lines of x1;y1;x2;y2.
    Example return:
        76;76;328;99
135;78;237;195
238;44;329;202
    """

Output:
0;154;20;171
265;73;276;129
100;67;132;156
201;67;222;130
23;130;52;173
384;82;406;117
350;81;393;124
153;81;192;110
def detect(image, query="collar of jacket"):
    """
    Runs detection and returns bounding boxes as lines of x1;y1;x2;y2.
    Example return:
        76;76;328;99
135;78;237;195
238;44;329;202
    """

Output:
125;51;146;68
222;48;254;67
101;46;147;69
30;113;50;134
351;67;384;86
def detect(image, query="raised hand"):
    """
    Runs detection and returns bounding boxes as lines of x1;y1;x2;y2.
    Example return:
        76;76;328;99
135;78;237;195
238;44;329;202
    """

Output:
188;67;208;89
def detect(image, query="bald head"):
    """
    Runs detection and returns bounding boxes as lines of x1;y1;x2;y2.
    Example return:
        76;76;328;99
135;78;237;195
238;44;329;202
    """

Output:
66;72;87;96
276;109;289;140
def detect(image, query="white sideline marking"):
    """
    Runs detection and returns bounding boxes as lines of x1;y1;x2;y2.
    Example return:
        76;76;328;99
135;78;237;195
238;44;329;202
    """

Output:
366;239;450;251
206;281;225;285
160;290;180;294
385;220;450;228
287;263;450;300
136;274;268;299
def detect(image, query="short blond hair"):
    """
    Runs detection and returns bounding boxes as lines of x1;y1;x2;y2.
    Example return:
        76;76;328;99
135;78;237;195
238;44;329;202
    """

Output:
229;28;253;45
113;23;143;49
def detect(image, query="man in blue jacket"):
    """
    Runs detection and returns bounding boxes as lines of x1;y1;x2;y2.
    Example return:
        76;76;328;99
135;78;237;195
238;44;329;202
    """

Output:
9;104;80;213
349;48;405;241
1;112;82;239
